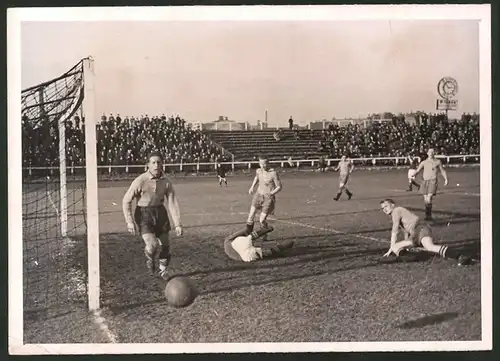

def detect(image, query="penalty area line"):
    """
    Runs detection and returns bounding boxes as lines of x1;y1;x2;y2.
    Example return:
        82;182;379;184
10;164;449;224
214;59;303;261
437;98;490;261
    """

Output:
269;217;386;245
391;189;480;197
450;192;480;197
271;217;480;263
182;211;248;217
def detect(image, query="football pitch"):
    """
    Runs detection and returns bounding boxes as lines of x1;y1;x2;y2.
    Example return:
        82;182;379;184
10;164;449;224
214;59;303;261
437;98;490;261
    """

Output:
23;167;482;344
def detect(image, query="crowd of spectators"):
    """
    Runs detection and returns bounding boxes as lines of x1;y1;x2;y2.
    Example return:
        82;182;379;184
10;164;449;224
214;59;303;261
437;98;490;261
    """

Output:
316;115;480;160
22;111;480;170
94;114;227;167
22;114;229;169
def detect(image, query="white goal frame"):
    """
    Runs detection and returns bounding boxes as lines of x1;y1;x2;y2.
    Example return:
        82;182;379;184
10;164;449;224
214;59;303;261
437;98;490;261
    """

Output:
82;57;100;311
28;57;101;311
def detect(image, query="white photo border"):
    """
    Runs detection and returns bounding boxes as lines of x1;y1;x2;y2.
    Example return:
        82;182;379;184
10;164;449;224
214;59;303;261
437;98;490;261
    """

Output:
7;4;492;355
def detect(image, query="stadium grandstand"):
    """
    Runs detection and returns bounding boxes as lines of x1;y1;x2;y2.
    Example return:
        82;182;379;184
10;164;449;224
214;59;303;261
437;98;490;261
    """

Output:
22;110;480;177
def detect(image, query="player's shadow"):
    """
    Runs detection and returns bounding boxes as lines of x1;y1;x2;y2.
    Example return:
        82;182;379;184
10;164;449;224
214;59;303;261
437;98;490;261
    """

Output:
101;233;480;315
347;192;422;201
198;257;402;297
105;246;454;315
406;207;480;220
179;243;387;279
181;209;378;229
106;243;393;315
198;241;473;296
106;298;166;314
431;218;480;227
24;308;76;322
353;216;480;236
279;208;379;221
397;312;459;329
444;237;481;260
99;208;381;223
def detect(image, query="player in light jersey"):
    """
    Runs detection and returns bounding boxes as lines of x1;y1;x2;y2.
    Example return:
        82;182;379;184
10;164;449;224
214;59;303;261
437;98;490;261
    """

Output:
333;156;354;201
224;225;294;262
413;148;448;220
380;199;471;266
246;155;282;242
122;152;183;278
406;155;420;192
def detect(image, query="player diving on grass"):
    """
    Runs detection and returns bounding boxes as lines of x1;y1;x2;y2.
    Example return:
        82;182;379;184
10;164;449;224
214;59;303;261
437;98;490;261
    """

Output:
216;162;228;187
224;225;294;262
122;151;183;279
333;155;354;201
413;148;448;220
380;199;471;266
246;155;282;242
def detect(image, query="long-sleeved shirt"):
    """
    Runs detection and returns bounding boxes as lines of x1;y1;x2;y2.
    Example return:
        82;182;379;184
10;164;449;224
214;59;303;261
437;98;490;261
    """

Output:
122;171;181;228
224;228;262;262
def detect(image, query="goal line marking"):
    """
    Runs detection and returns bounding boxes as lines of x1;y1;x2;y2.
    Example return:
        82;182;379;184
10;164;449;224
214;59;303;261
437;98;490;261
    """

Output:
92;310;119;343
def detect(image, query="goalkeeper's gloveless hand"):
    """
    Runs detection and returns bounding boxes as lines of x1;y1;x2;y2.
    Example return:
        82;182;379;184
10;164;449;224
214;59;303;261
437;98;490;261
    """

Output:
383;248;394;257
126;222;136;235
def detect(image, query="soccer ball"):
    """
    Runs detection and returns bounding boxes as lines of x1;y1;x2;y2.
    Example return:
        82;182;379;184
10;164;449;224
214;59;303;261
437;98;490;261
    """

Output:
164;276;198;308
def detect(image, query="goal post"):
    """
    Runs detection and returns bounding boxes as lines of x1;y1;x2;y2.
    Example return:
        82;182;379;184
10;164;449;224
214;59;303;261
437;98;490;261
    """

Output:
21;57;101;320
58;104;68;237
82;57;100;311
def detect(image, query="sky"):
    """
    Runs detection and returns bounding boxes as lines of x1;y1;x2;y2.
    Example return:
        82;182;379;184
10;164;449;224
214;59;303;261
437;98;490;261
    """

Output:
21;20;479;126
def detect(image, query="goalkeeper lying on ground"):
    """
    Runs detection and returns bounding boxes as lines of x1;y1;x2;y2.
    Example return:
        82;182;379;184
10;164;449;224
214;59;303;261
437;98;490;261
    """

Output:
224;225;294;262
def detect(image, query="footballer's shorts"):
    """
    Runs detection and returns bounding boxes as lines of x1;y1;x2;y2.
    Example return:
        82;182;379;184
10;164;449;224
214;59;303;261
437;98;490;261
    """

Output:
251;192;276;215
420;179;438;196
339;173;350;188
408;222;433;247
134;205;171;237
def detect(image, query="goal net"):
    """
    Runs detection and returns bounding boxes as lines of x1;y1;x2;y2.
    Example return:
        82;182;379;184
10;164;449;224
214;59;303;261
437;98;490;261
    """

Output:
22;58;99;320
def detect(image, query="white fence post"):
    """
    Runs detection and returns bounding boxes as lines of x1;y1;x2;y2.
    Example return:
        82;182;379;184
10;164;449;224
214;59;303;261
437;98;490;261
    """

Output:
22;155;480;177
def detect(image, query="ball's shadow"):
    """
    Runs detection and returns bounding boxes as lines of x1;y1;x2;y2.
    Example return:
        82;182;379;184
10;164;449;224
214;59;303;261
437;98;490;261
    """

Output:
397;312;459;329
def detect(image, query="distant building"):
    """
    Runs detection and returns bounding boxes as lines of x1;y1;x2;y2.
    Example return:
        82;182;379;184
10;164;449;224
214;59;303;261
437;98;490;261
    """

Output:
198;116;249;131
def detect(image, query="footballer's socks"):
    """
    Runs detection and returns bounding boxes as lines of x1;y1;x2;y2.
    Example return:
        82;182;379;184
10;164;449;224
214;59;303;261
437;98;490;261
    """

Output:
145;257;156;275
424;203;433;220
158;246;171;264
439;245;460;260
346;189;353;200
245;222;255;233
251;226;274;240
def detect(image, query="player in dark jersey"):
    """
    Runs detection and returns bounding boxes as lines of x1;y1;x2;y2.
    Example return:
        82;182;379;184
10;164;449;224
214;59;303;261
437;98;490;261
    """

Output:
216;163;228;187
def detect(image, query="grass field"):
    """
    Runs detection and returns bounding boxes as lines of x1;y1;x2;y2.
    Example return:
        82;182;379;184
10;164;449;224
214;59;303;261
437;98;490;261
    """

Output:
23;167;482;344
